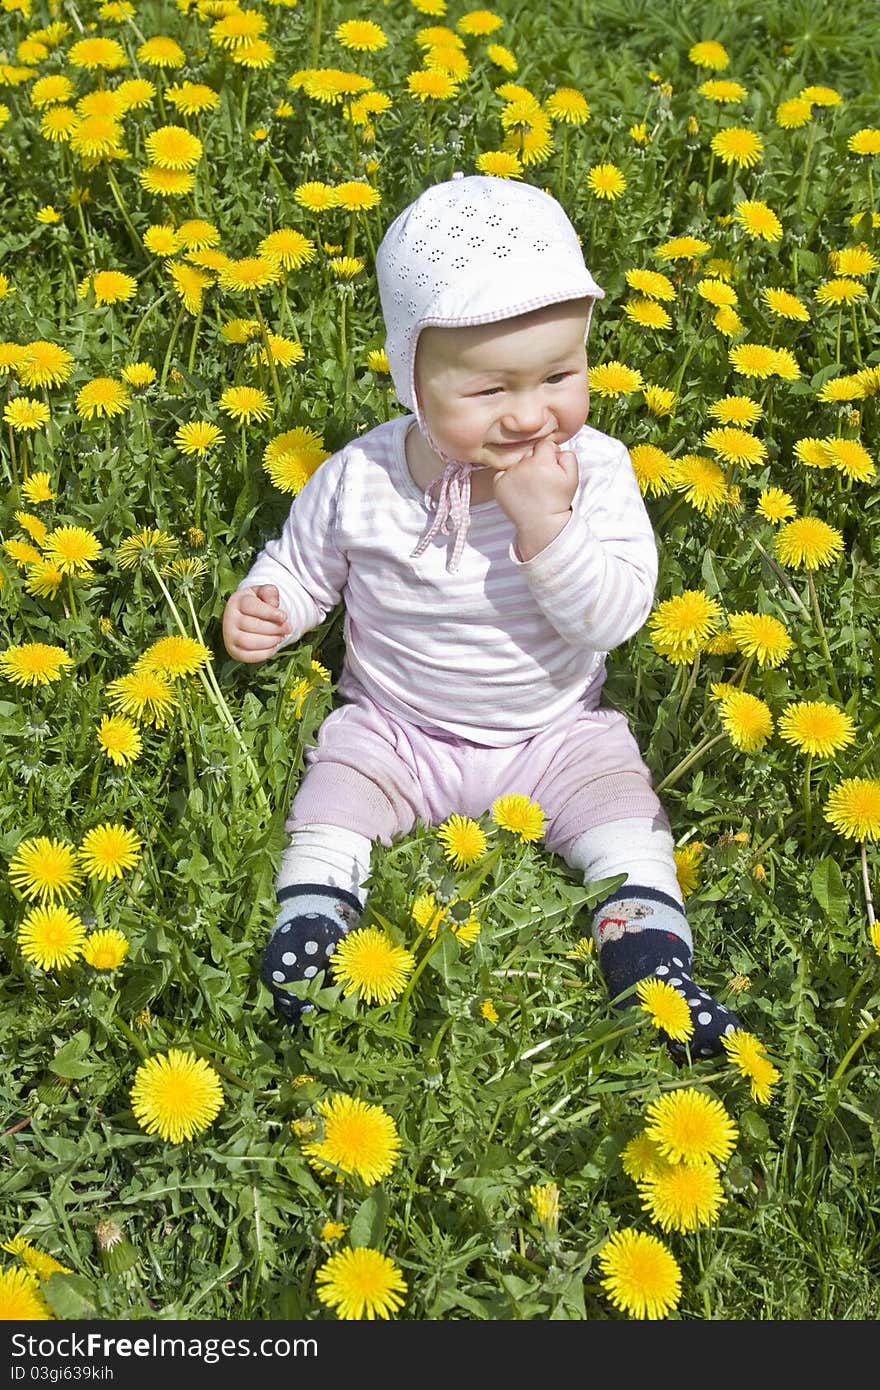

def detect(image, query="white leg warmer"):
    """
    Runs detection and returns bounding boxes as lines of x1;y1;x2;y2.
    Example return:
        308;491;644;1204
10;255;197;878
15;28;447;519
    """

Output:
564;817;684;907
275;823;373;902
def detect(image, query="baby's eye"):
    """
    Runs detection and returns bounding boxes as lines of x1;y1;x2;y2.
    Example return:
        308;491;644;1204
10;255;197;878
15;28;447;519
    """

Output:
545;372;570;384
476;386;503;396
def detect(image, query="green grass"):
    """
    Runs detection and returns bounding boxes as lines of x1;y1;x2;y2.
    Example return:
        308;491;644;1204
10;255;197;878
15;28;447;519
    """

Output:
0;0;878;1321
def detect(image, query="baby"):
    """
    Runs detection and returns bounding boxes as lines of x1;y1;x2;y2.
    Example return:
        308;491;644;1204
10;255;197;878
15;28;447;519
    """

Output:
222;174;740;1058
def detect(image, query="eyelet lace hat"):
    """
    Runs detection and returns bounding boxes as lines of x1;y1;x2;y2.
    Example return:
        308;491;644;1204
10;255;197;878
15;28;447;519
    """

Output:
376;173;604;569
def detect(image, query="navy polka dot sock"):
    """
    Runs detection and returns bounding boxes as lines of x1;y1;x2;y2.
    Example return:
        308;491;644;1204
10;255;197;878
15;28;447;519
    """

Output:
260;883;363;1024
592;886;740;1059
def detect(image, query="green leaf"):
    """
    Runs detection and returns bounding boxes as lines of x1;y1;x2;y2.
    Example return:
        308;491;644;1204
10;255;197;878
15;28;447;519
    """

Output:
811;857;850;922
349;1189;389;1249
43;1273;100;1320
49;1030;93;1079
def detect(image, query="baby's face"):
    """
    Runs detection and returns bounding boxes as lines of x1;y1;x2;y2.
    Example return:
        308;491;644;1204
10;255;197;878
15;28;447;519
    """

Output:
414;299;590;472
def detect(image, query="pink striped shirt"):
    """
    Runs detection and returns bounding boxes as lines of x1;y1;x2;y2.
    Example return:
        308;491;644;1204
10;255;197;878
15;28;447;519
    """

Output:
239;414;657;746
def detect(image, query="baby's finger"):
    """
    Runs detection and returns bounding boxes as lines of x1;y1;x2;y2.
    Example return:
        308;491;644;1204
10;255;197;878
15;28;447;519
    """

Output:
234;613;291;637
239;592;289;624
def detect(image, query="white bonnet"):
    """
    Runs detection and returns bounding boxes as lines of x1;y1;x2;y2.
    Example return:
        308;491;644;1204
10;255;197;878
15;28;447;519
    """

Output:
375;173;604;413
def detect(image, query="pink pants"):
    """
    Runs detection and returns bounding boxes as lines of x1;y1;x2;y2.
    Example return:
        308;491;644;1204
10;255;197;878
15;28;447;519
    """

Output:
288;688;665;856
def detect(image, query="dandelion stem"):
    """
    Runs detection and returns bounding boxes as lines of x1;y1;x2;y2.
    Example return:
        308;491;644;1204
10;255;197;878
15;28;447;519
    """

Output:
861;842;876;930
159;306;186;390
66;575;78;620
187;307;203;374
830;1014;880;1086
655;731;726;795
806;571;843;702
310;0;322;64
148;564;270;813
104;166;144;258
251;294;282;413
802;753;813;850
796;122;819;215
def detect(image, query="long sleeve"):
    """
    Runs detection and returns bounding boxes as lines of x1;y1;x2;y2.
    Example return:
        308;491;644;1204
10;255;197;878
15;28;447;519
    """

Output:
512;432;657;653
236;448;350;647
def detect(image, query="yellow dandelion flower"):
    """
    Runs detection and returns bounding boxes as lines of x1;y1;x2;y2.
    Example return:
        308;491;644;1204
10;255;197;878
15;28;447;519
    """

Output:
137;634;210;679
18;340;74;389
672;454;730;517
597;1228;682;1321
645;1088;738;1166
589;361;644;397
528;1182;560;1231
636;977;694;1042
655;235;711;261
734;200;782;241
773;516;843;570
139;167;196;197
293;181;339;212
688;40;729;70
716;689;774;752
475;149;522;178
620;1132;668;1182
258;227;317;271
331;927;415;1006
702;425;766;467
480;998;499;1023
649;589;724;663
800;84;842;107
756;487;795;523
68;37;127;71
0;1268;53;1320
166;82;220;116
303;1093;402;1186
458;9;503;36
824;778;880;842
823;437;874;482
727;611;792;667
708;395;761;426
3;397;50;432
587;163;626;199
406;69;459;101
82;929;130;970
130;1050;224;1144
78;823;141;882
263;427;330;494
643;385;676;416
673;842;704;899
698;79;746;103
18;903;86;970
848;128;880;156
315;1247;406;1321
9;836;82;903
145;125;203;170
97;713;143;765
816;276;869;307
762;287;809;321
0;641;73;686
638;1161;726;1233
625;268;676;301
121;362;156;388
219;385;273;424
711;126;763;167
778;701;856;758
491;793;545;842
21;471;56;503
721;1029;781;1105
629;444;677;497
106;669;178;728
624;298;671;330
175;420;224;456
75;377;130;421
776;96;812;129
437;813;487;868
137;36;186;69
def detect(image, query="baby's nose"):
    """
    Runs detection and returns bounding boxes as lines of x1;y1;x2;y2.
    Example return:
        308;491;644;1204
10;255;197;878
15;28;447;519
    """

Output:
503;394;548;434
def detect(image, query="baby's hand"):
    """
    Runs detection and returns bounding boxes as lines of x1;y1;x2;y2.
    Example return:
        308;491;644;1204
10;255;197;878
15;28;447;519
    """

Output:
492;438;578;532
222;584;292;663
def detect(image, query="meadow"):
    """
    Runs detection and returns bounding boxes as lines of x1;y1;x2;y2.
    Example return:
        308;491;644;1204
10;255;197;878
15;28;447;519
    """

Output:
0;0;879;1321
